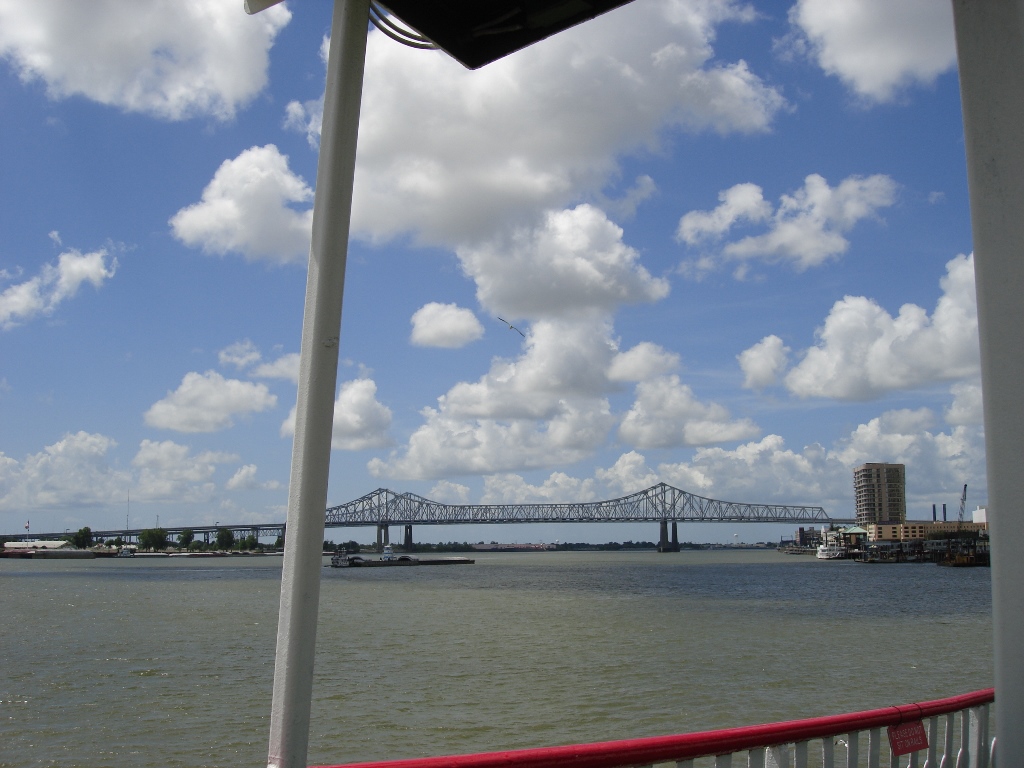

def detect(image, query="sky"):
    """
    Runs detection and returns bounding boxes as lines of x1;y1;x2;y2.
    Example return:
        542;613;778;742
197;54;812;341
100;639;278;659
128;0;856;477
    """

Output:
0;0;985;544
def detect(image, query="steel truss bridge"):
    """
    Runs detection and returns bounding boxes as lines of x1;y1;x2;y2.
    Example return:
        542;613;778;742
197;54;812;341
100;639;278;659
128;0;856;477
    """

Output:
11;483;848;546
325;482;840;526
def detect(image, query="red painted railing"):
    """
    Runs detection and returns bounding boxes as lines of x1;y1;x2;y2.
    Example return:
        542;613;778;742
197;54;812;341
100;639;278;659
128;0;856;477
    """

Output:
316;688;994;768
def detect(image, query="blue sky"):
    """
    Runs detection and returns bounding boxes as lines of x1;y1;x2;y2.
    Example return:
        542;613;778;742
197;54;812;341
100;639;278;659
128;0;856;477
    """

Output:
0;0;984;544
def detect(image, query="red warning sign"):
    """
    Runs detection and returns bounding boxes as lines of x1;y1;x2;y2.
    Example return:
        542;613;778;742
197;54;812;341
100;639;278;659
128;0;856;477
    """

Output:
888;720;929;756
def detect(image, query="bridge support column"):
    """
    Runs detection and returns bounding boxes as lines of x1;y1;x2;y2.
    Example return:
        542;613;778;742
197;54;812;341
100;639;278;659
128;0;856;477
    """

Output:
403;524;413;552
658;519;670;553
671;521;680;552
376;524;389;550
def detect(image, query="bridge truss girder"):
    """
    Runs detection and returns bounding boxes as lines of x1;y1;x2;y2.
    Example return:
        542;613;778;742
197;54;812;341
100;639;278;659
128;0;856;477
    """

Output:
324;482;840;527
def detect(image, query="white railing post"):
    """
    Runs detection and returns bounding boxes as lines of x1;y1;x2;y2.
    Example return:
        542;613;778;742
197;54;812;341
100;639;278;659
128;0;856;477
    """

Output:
793;741;807;768
969;705;989;768
748;748;766;768
925;716;940;768
868;727;881;768
941;712;956;768
956;707;971;768
846;731;860;768
822;736;834;768
766;745;791;768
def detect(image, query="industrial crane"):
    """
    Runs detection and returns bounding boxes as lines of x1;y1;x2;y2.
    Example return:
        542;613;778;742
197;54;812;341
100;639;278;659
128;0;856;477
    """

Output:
957;483;968;532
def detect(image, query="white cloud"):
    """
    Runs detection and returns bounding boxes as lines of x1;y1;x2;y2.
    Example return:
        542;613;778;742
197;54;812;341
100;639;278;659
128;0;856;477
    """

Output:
481;473;598;504
618;374;760;448
678;174;898;276
144;370;277;433
1;247;117;329
368;313;750;479
428;480;470;504
280;378;393;451
676;182;771;243
169;145;313;263
658;435;848;505
226;464;282;491
0;0;290;120
132;439;237;502
608;342;680;383
219;339;262;370
457;205;669;319
252;352;300;383
0;432;130;512
783;253;979;399
945;380;983;427
368;399;615;480
289;1;785;246
410;302;484;348
595;451;662;495
787;0;956;103
738;334;790;389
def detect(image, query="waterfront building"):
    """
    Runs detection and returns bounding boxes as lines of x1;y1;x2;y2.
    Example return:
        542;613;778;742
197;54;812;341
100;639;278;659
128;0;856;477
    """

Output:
793;526;822;547
866;520;989;542
853;463;906;527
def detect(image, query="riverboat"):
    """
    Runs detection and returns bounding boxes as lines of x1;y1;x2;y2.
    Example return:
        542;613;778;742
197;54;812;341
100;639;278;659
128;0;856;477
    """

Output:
815;543;847;560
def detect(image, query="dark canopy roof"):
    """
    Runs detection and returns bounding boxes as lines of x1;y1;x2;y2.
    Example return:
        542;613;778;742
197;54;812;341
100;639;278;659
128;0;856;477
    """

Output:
381;0;637;68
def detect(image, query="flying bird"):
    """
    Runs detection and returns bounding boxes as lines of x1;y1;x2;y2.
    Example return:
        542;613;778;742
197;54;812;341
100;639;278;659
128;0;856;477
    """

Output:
497;317;526;337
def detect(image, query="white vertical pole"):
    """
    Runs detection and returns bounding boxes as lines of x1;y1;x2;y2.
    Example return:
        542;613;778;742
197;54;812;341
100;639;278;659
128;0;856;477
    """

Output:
950;2;1024;765
266;0;369;766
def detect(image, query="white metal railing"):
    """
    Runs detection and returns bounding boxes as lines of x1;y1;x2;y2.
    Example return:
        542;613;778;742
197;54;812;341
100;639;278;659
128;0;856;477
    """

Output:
316;689;995;768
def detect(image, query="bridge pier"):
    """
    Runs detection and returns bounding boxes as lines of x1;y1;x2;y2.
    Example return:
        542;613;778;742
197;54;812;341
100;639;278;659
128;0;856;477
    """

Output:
403;524;413;552
658;520;680;552
376;524;389;550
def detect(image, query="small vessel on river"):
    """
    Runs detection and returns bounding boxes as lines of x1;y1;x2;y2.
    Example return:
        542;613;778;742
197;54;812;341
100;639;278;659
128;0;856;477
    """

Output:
330;544;473;568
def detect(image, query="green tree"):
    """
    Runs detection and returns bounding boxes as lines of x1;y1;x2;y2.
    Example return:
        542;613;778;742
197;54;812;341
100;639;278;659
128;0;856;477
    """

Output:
70;527;93;549
177;528;195;548
139;528;169;551
240;534;258;551
216;527;235;550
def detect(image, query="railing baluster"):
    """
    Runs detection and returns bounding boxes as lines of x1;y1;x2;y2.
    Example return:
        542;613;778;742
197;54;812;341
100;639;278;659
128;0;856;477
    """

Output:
970;705;989;768
793;741;807;768
957;706;971;768
925;716;940;768
715;754;733;767
909;750;921;768
766;744;791;768
847;730;860;768
748;747;765;768
868;727;881;768
822;735;834;768
941;711;956;768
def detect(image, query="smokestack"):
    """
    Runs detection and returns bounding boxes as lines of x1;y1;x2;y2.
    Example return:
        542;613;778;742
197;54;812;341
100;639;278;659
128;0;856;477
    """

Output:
933;504;937;522
943;504;947;522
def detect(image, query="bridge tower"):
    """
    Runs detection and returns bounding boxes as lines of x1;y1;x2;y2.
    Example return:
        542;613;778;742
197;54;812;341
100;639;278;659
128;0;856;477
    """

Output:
403;524;413;551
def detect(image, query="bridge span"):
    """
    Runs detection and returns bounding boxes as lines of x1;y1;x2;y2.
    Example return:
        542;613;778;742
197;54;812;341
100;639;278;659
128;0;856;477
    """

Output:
326;482;838;526
326;482;847;552
13;483;849;549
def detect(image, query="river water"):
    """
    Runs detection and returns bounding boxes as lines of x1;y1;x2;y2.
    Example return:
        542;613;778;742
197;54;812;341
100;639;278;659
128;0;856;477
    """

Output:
0;551;992;768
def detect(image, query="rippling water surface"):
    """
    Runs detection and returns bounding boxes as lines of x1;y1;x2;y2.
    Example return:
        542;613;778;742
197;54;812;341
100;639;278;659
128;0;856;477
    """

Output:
0;551;992;767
